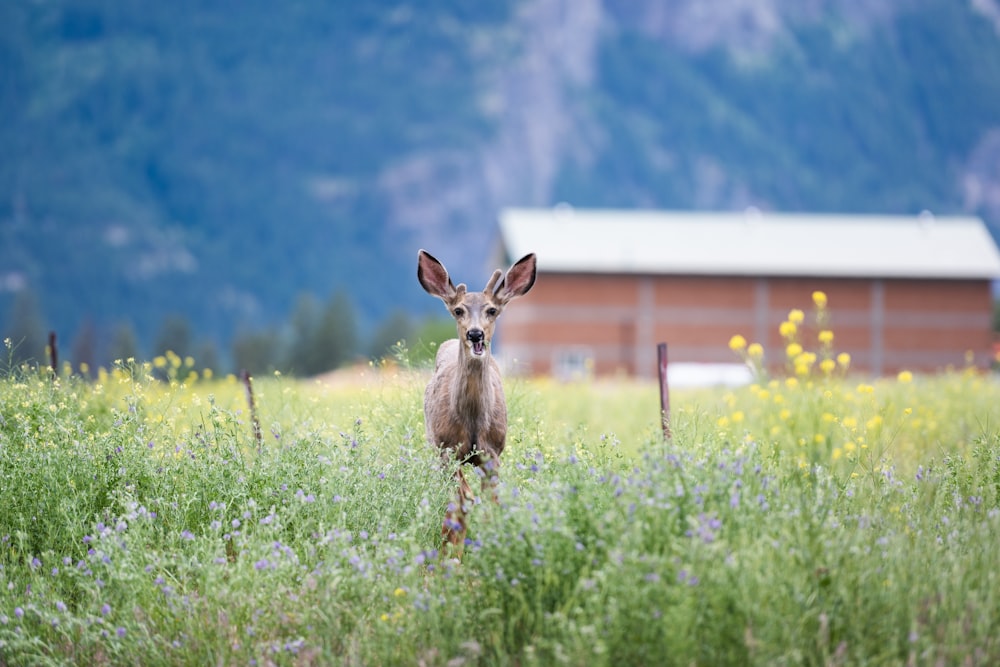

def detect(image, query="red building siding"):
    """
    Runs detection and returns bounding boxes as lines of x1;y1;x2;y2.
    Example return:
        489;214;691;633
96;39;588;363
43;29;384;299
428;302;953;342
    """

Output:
498;273;994;379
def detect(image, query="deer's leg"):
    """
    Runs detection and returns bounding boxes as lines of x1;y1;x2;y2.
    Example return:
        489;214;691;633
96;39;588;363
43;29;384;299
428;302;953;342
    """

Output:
480;453;501;504
442;466;473;551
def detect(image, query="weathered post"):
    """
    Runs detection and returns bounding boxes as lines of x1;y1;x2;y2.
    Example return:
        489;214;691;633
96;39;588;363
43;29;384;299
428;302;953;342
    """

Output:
48;331;58;380
657;342;671;440
241;369;263;452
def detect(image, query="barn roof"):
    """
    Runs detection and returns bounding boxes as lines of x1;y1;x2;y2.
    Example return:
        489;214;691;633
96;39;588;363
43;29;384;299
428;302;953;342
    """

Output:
498;207;1000;280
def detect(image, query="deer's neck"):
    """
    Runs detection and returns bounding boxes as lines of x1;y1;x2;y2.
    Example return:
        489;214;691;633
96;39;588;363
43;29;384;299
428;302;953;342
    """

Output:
451;347;495;435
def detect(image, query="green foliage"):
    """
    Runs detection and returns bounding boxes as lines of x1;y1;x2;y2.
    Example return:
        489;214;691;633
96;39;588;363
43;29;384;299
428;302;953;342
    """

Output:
2;353;1000;664
2;0;999;366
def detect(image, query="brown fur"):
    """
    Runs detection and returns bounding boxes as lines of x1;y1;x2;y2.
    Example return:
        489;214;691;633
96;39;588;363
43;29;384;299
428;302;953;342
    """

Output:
417;249;537;551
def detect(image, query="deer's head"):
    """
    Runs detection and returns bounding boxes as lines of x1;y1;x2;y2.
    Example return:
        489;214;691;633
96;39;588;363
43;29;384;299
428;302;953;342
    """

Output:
418;250;537;359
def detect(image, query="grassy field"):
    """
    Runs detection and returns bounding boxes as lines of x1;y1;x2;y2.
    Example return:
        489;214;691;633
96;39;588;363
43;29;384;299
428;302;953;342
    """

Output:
2;336;1000;665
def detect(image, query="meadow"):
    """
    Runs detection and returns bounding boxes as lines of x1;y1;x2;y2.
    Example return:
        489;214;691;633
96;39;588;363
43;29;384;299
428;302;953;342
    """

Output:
2;313;1000;665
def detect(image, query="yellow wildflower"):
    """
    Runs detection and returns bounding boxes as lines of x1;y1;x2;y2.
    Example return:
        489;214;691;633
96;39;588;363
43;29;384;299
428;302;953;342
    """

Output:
812;291;828;308
788;309;805;324
818;330;834;345
779;321;797;338
836;352;851;368
897;370;913;383
728;334;747;351
820;358;836;375
786;342;803;358
747;343;764;358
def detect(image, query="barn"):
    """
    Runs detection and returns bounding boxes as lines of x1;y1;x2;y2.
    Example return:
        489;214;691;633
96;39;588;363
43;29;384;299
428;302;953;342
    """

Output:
494;207;1000;379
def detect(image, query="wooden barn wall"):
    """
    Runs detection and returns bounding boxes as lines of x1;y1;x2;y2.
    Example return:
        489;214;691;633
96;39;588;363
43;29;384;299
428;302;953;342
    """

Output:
497;273;994;378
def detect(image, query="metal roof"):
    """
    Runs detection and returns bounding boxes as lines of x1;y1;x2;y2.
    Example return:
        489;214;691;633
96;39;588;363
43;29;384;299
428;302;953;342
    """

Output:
498;207;1000;279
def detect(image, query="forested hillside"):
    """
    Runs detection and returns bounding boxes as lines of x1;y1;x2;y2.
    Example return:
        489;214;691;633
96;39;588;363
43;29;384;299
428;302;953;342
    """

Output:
2;0;999;373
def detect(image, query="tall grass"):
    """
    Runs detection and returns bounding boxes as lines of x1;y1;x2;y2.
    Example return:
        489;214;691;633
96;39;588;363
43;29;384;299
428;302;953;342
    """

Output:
1;348;999;665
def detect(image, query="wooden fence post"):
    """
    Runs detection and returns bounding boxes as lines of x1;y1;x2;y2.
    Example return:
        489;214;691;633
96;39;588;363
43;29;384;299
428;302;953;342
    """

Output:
241;369;263;452
657;342;671;440
48;331;58;380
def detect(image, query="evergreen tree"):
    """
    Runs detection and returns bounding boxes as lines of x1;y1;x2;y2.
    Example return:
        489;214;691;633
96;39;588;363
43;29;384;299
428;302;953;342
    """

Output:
367;308;414;361
70;318;98;376
232;329;281;376
153;314;193;358
2;289;47;367
108;321;140;365
285;293;321;375
316;289;359;372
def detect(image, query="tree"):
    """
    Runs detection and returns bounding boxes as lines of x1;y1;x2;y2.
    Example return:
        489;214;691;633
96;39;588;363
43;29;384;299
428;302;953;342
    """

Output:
70;318;98;376
1;289;47;368
232;329;282;377
153;314;193;358
285;293;322;375
368;309;414;362
316;289;359;372
283;290;359;376
108;321;140;365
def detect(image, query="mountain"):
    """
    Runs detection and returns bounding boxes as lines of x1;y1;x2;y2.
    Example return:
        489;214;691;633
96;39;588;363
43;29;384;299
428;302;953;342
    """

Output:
2;0;999;369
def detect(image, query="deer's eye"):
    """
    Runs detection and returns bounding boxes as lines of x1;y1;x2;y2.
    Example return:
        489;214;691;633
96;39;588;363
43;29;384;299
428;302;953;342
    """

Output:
486;307;499;317
453;307;465;317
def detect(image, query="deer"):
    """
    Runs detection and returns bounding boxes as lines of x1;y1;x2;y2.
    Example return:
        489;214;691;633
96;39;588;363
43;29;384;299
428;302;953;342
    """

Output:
417;249;537;552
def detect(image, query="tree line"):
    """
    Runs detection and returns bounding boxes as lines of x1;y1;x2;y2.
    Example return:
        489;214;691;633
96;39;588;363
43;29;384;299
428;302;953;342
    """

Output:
1;288;453;378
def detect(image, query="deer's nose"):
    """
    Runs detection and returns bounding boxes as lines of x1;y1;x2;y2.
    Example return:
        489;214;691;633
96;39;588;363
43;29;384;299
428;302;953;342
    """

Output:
466;329;485;344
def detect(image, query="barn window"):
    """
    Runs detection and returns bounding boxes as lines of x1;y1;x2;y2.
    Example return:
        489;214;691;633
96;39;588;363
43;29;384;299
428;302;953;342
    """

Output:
553;347;594;381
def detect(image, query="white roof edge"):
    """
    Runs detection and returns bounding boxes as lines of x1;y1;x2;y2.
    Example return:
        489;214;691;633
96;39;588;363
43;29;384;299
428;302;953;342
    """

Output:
498;207;1000;280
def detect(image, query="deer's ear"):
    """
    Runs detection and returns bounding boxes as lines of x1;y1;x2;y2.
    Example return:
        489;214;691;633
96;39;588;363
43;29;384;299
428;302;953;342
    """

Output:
418;250;457;300
495;253;537;304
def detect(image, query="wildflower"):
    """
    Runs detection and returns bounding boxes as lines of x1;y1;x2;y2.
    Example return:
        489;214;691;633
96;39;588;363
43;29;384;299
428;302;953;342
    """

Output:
812;291;828;308
785;343;803;358
818;330;834;345
787;309;805;324
897;370;913;383
14;607;23;619
837;352;851;368
779;321;797;338
747;343;764;358
820;359;836;375
101;604;111;616
728;335;747;352
117;626;127;638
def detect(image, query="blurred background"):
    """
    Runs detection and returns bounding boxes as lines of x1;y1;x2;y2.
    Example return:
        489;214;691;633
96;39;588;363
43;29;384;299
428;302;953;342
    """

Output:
1;0;999;376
